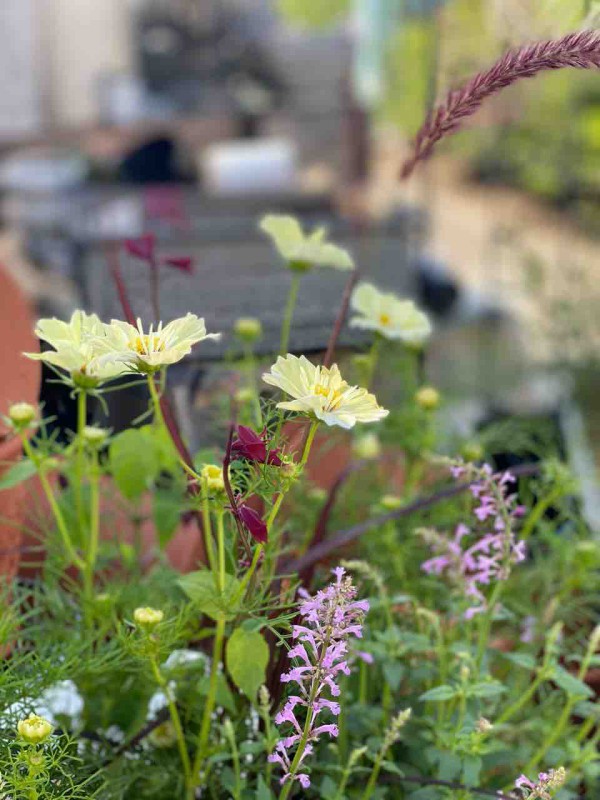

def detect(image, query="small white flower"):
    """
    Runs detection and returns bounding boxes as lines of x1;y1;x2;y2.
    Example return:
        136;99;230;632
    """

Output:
262;354;388;429
350;282;432;345
163;649;205;670
96;314;220;374
260;215;354;271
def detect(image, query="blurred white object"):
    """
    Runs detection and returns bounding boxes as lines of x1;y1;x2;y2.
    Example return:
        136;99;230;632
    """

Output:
0;149;88;193
201;139;298;195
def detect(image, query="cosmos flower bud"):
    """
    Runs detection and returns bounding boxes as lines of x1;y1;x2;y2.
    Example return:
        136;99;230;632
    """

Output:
8;402;36;429
17;714;53;745
134;607;164;630
82;426;109;446
461;441;484;463
234;387;255;405
201;464;225;494
234;317;263;343
415;386;440;411
380;494;402;511
148;720;177;748
352;433;381;460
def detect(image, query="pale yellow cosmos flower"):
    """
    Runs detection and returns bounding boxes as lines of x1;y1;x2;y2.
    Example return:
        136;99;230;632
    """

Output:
260;215;354;271
350;282;432;345
24;310;124;387
97;314;221;374
262;354;388;429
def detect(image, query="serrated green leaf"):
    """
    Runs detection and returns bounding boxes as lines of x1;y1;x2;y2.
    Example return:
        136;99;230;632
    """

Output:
383;662;405;691
502;652;537;670
178;570;241;621
153;487;183;549
0;459;37;491
462;755;482;786
419;685;457;702
437;751;461;781
226;628;269;701
553;666;594;699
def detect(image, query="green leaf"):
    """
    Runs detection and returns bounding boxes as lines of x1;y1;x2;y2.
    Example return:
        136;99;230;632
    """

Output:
178;570;241;621
419;685;457;702
109;428;160;501
553;666;594;699
0;459;37;490
226;628;269;701
437;751;461;781
153;487;183;549
255;775;274;800
383;662;405;691
319;776;338;800
502;652;537;670
462;755;482;786
198;672;236;713
468;681;507;699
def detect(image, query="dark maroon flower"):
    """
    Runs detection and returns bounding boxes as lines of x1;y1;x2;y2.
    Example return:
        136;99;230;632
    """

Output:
231;425;282;467
237;504;268;544
163;256;194;274
125;234;156;261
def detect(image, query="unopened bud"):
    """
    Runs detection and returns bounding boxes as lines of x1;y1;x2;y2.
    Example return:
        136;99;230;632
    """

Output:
134;606;164;630
82;426;109;446
234;317;262;343
415;386;440;411
476;717;493;733
352;433;381;460
381;494;402;511
234;387;255;405
461;441;484;463
17;714;53;745
8;402;36;429
201;464;225;493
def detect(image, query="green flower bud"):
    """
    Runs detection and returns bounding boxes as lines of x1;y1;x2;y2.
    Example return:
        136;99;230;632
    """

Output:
8;402;36;429
352;433;381;461
201;464;225;493
17;714;53;745
380;494;402;511
234;317;263;343
134;607;164;631
82;426;109;446
415;386;440;411
461;441;484;463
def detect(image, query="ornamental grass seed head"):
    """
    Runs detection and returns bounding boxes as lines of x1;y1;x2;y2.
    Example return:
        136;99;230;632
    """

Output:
350;282;432;346
96;314;220;374
263;354;388;430
17;714;53;745
260;215;354;272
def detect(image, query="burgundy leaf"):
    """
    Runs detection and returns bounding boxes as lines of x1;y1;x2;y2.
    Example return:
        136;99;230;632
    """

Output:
125;234;156;261
231;425;283;467
238;504;268;544
163;256;194;274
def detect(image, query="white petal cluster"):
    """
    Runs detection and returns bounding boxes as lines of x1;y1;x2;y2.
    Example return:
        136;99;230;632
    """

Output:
260;215;354;271
350;282;432;346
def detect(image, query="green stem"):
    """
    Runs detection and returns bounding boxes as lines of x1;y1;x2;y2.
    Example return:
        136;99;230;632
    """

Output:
365;336;382;389
520;487;563;540
75;390;87;537
474;580;504;672
280;272;301;355
360;749;386;800
147;371;168;433
20;435;85;572
494;670;548;727
191;617;226;793
149;655;192;790
223;721;242;800
236;420;319;600
243;345;263;428
216;510;226;593
83;448;101;615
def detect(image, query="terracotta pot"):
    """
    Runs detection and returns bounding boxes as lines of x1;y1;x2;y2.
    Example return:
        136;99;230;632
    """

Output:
0;265;40;582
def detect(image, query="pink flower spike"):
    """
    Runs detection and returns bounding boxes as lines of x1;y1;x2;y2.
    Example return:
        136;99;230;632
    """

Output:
125;234;156;261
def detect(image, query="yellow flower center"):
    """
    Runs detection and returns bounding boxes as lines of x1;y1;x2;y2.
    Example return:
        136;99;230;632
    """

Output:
379;312;391;326
129;334;164;355
314;383;343;410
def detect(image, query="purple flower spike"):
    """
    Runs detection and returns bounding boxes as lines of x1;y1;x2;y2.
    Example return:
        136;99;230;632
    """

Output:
270;568;368;790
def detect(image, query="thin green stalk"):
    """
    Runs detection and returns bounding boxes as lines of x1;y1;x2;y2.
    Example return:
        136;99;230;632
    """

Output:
236;420;319;600
216;510;226;593
83;448;101;613
520;487;563;540
474;580;504;672
280;272;301;355
20;435;85;572
223;721;242;800
149;655;192;789
147;372;166;430
524;632;598;774
191;617;226;794
494;670;548;727
243;345;262;428
365;335;382;388
75;390;87;537
360;749;386;800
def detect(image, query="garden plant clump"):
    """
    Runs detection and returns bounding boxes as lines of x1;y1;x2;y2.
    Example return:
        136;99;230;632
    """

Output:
1;30;600;800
